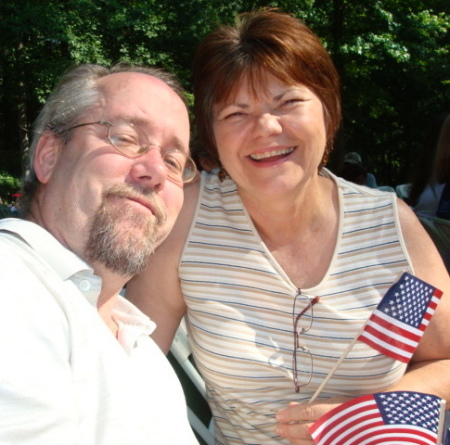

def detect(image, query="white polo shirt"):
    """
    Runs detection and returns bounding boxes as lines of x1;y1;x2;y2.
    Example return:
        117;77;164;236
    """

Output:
0;218;198;445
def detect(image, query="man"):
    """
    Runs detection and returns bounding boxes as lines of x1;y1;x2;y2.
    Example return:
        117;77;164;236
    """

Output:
343;151;378;188
0;64;198;444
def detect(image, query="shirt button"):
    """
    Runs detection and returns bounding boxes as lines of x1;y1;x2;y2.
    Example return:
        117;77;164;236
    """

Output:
79;280;91;292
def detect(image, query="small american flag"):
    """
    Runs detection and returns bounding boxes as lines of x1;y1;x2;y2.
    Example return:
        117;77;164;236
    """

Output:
357;272;442;362
309;391;443;445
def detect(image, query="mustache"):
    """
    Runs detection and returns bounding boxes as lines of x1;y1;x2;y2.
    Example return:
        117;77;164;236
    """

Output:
102;183;167;224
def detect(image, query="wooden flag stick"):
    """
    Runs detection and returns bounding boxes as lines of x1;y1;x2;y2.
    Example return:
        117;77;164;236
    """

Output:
437;399;447;445
309;272;413;404
309;322;367;404
309;272;441;404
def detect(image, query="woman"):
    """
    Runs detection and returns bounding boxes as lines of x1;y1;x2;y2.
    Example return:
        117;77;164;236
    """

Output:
127;10;450;445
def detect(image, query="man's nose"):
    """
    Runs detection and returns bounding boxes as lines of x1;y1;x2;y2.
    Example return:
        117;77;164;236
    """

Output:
129;147;169;191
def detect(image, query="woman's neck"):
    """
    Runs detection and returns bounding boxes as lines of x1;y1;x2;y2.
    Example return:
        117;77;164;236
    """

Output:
241;174;335;242
240;174;339;288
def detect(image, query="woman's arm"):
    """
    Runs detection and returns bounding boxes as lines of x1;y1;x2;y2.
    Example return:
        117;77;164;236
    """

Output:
276;198;450;444
126;180;201;354
387;199;450;398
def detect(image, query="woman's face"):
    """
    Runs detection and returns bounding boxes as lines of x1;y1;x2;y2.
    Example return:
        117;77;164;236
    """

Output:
212;71;327;199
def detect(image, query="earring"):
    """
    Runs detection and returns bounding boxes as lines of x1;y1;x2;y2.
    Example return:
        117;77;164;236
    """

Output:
218;167;228;182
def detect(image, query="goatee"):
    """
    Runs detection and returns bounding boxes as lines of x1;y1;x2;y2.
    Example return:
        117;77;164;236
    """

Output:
85;184;166;276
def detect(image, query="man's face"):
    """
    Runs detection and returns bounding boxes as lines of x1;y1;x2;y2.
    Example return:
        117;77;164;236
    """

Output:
34;72;190;277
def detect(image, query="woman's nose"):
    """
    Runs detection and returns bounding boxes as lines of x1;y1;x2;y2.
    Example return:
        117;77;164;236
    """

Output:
253;113;282;137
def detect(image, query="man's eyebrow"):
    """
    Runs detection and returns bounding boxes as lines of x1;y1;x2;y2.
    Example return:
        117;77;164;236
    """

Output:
115;116;148;126
111;116;189;153
171;137;189;153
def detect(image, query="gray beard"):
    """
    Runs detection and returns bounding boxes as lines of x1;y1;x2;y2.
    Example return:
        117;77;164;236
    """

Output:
85;184;166;276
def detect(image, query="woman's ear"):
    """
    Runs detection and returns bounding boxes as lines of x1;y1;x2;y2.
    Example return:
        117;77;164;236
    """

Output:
34;131;62;184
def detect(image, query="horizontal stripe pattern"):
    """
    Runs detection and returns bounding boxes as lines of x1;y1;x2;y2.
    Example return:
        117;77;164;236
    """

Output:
180;171;411;444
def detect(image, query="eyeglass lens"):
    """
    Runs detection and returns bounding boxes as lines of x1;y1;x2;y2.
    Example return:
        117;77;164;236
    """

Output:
65;121;197;183
292;293;319;393
107;122;196;183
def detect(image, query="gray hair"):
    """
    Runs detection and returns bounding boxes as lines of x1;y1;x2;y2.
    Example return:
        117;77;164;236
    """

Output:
21;63;187;216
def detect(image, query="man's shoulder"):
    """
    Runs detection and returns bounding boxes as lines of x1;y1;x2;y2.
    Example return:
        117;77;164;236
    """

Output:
0;218;43;238
0;218;91;281
0;219;33;250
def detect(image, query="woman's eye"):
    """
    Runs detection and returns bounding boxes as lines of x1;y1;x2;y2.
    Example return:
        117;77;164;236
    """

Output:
224;111;244;119
283;98;303;106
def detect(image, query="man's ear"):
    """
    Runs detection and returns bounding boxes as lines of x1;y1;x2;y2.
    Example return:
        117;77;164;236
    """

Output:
34;131;62;184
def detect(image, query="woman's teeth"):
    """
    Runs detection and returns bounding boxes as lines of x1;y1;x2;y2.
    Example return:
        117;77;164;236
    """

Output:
249;147;294;161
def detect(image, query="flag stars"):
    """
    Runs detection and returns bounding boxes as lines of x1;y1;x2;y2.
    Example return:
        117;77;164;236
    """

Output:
379;274;435;328
377;391;441;433
311;389;443;445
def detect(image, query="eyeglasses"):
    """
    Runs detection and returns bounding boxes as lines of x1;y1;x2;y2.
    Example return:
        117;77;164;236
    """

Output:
66;121;198;184
292;292;320;393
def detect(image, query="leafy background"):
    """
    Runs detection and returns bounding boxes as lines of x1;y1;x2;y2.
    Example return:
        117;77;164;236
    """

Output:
0;0;449;198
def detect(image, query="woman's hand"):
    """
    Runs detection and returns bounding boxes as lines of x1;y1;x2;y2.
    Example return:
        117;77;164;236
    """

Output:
275;396;352;445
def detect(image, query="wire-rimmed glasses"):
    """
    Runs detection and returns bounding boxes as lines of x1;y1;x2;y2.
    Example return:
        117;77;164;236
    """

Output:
292;292;320;393
66;121;198;184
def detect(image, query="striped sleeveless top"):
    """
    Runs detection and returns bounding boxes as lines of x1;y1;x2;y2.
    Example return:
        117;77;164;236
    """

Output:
180;170;412;444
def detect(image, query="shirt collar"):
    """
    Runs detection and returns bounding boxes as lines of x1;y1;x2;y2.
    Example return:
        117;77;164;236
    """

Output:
1;218;156;348
114;296;157;349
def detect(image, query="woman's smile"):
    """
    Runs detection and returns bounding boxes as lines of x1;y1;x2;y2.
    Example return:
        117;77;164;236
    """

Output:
249;146;296;162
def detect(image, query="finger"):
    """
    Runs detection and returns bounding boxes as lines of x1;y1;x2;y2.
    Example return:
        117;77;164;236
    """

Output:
276;402;316;423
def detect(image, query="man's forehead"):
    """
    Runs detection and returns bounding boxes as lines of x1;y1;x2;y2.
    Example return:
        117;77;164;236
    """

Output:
93;73;189;151
98;72;187;118
98;71;173;95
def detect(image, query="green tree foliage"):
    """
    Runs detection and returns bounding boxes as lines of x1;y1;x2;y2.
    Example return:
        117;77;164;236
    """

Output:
0;171;21;202
330;1;450;184
0;0;448;186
